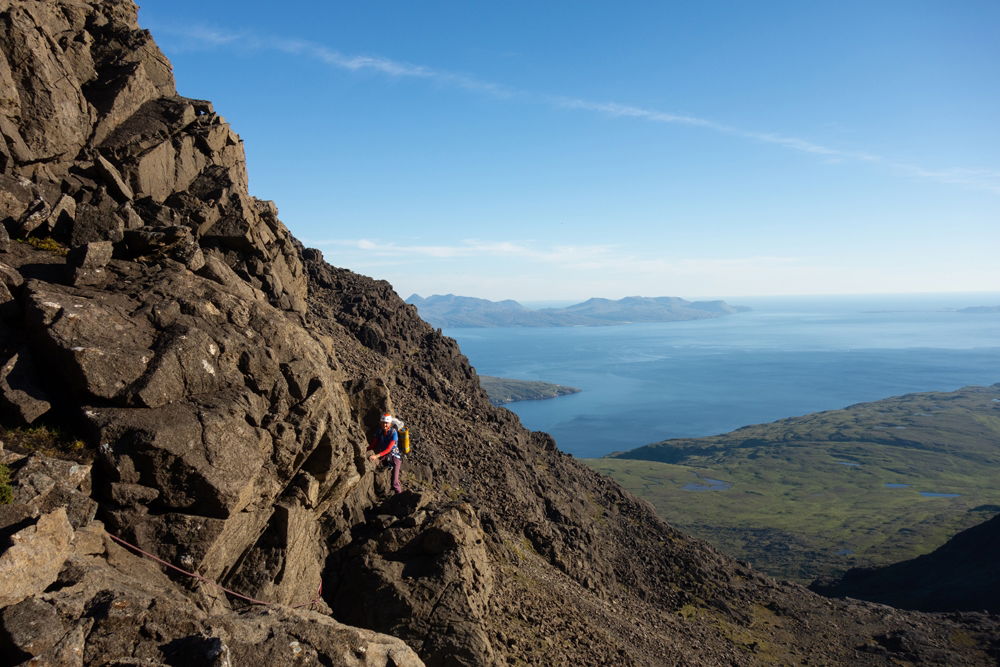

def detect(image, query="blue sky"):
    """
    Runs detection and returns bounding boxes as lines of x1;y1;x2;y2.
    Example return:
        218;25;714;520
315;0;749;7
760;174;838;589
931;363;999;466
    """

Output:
138;1;999;302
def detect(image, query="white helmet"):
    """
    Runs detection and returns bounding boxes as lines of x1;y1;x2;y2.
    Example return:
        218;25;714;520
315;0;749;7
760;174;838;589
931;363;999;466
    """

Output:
380;414;393;423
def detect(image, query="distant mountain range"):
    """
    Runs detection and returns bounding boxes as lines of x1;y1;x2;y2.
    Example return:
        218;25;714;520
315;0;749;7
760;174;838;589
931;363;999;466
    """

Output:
406;294;750;328
958;305;1000;313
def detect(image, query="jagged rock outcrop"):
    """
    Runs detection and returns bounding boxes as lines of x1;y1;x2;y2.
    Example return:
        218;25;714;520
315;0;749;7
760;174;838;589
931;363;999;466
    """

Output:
332;493;498;665
0;1;998;665
0;0;305;313
0;450;422;665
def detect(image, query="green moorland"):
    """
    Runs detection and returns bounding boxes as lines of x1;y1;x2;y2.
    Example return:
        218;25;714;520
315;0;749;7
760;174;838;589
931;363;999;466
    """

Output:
585;384;1000;583
479;375;581;405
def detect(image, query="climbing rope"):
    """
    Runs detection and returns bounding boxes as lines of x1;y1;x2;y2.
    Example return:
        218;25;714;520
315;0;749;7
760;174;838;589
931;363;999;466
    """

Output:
105;531;324;610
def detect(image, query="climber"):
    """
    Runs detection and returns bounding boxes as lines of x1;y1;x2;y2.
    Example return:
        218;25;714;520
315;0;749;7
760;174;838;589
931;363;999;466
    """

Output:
369;413;403;494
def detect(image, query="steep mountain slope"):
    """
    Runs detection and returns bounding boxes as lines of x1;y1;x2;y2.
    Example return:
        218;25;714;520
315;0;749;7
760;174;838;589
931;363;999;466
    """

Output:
0;1;997;664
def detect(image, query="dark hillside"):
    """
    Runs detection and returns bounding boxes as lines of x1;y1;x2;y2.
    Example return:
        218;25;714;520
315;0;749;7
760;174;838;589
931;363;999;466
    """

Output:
811;512;1000;613
0;1;997;664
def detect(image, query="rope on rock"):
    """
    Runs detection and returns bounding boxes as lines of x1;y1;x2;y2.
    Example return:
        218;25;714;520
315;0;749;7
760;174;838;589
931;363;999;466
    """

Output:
105;531;323;610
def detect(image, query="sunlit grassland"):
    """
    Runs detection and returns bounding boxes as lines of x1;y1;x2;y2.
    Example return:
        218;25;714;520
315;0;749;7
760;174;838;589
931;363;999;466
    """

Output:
585;384;1000;583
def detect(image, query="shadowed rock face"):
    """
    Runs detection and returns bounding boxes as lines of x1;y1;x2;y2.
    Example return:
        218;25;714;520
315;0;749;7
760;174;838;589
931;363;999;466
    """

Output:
1;1;999;665
811;512;1000;613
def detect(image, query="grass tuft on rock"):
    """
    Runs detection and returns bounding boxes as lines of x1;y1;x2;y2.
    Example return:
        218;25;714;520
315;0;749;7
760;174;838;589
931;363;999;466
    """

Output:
17;236;69;256
1;423;91;462
0;463;12;504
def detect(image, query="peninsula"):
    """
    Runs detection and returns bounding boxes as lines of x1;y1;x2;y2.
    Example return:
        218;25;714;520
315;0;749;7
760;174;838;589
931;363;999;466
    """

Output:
479;376;581;405
958;305;1000;313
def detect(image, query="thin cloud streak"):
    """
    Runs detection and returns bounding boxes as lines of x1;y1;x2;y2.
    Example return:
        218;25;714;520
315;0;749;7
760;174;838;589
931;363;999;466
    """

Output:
553;96;886;163
156;24;998;195
312;238;618;263
311;237;798;277
156;24;517;98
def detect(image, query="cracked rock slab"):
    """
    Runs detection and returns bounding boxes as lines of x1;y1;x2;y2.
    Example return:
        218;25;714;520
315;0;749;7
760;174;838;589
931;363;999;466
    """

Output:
0;507;73;607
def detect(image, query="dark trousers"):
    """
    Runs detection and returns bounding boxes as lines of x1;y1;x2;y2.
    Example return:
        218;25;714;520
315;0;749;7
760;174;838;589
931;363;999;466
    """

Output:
385;456;403;494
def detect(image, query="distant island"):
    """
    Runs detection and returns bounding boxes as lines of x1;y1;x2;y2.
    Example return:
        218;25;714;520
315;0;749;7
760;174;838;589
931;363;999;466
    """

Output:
479;376;581;405
958;305;1000;313
407;293;750;328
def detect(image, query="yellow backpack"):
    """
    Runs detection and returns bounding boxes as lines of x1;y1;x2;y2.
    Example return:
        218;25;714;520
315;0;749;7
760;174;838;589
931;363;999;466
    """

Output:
387;415;411;455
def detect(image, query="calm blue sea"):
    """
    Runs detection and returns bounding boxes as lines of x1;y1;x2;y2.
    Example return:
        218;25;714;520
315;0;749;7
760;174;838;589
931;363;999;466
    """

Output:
445;293;1000;458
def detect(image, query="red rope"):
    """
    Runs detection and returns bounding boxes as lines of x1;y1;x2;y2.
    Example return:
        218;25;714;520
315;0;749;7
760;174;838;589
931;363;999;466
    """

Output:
106;531;323;609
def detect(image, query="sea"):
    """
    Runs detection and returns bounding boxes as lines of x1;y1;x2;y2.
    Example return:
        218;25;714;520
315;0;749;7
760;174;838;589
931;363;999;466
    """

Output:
444;293;1000;459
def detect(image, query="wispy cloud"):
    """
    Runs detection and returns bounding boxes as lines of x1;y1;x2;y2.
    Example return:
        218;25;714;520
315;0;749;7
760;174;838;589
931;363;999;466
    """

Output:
156;24;516;98
889;165;1000;194
154;23;999;195
312;238;617;262
552;96;887;164
310;237;798;276
275;39;434;78
178;26;245;46
313;237;815;299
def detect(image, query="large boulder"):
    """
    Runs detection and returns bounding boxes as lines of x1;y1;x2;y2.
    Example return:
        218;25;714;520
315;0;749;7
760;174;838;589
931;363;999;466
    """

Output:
333;495;498;665
0;507;73;607
0;348;51;424
0;237;378;617
0;465;422;666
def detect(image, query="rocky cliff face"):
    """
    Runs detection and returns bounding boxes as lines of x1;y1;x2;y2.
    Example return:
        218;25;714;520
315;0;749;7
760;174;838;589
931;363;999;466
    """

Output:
0;1;998;665
0;0;304;312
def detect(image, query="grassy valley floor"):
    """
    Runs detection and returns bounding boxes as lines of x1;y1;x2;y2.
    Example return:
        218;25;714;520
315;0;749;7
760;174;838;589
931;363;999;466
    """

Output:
585;384;1000;583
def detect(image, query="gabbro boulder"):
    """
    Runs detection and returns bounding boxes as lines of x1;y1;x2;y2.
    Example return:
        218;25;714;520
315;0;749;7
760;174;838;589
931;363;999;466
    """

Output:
27;254;365;605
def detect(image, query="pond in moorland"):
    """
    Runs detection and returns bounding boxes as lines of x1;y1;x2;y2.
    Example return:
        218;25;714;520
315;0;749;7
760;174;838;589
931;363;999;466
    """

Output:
683;478;732;491
884;484;958;496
